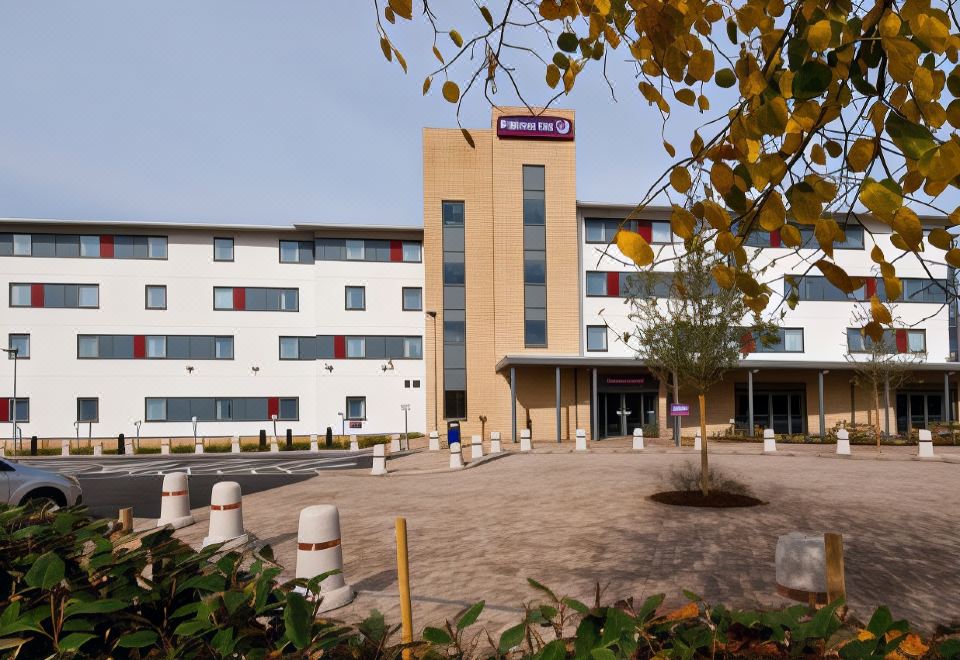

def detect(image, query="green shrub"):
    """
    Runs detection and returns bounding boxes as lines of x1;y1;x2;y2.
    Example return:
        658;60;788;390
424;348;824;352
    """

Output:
1;505;957;658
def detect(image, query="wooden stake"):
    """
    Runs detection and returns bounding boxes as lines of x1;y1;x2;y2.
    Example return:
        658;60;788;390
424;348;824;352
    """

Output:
119;507;133;533
395;517;413;660
824;532;845;604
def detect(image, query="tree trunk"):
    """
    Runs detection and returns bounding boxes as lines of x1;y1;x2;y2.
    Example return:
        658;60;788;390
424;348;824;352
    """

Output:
873;383;881;453
699;392;709;496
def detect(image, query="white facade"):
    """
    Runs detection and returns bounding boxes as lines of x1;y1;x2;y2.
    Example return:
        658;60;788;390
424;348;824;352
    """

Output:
0;220;425;440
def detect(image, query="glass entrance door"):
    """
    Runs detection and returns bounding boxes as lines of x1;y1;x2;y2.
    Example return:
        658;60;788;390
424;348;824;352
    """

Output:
601;392;657;437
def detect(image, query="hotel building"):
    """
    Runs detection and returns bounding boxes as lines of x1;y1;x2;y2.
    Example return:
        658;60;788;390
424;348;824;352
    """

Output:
1;107;957;443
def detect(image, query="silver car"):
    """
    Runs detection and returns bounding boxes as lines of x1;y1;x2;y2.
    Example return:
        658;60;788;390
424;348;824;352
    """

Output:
0;458;82;507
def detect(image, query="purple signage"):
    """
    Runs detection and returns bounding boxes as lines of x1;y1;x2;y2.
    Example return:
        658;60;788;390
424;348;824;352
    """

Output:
670;403;690;416
497;115;574;140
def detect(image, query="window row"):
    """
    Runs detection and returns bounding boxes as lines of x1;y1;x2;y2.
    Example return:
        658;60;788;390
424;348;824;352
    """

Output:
77;335;234;360
279;335;423;360
145;396;298;422
740;328;804;353
0;398;29;423
0;233;167;259
10;283;99;308
345;286;421;311
738;222;865;250
213;287;298;311
584;218;674;245
847;328;926;353
523;165;548;347
287;238;422;264
791;276;948;303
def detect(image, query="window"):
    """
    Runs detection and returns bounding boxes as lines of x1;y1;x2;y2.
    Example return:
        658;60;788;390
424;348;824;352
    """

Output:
402;242;422;262
78;336;98;358
345;286;366;310
214;287;233;310
279;398;298;419
13;234;31;256
215;336;233;359
744;328;804;353
80;235;100;257
444;390;467;420
9;284;31;307
345;240;365;260
443;200;467;419
280;240;314;264
77;398;99;423
792;223;865;250
346;396;366;420
346;337;365;358
651;221;672;244
146;398;167;421
585;219;619;243
847;328;926;353
146;396;297;422
214;287;298;311
5;398;29;422
402;287;422;311
523;165;547;347
413;380;420;388
586;326;608;351
7;334;29;359
585;272;608;296
78;285;98;308
145;285;167;310
403;336;423;359
10;284;99;308
148;236;168;259
792;276;864;301
280;337;300;360
146;336;166;358
216;399;233;420
214;237;234;262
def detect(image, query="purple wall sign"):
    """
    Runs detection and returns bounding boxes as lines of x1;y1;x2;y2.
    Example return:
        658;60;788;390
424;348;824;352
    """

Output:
669;403;690;416
497;115;574;140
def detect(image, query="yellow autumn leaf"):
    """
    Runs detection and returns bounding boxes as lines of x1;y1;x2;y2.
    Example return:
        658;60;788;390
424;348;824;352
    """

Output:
847;138;876;171
615;230;654;267
882;37;920;84
711;264;736;289
945;247;960;267
815;259;856;293
687;49;715;82
780;223;802;247
716;230;737;253
702;201;730;230
442;80;460;103
927;227;953;250
670;205;696;240
870;295;893;324
675;88;697;106
815;217;840;257
807;20;832;52
859;178;902;220
881;262;903;300
811;144;826;165
546;64;561;88
759;195;786;231
670;167;692;194
891;207;923;249
871;244;885;264
710;162;735;195
863;320;884;343
593;0;612;16
912;13;949;53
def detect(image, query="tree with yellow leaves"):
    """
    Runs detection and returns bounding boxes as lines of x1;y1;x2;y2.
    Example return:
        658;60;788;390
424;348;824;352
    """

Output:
377;0;960;343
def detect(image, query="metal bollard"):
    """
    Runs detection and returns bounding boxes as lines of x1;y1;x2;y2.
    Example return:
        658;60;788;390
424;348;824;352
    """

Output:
93;441;103;456
259;429;267;451
30;435;37;456
295;505;355;612
286;428;293;451
325;426;333;447
160;438;170;455
202;482;247;548
61;440;70;456
117;433;125;456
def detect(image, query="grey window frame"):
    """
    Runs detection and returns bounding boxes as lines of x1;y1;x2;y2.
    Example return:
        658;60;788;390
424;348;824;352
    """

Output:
522;165;548;347
77;397;99;423
213;237;234;262
6;398;29;422
7;334;29;359
145;285;167;310
345;286;366;311
346;396;367;420
402;287;422;311
442;200;467;420
586;325;608;352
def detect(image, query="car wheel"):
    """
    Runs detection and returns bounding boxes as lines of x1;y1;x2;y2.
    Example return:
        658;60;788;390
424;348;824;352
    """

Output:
20;488;67;510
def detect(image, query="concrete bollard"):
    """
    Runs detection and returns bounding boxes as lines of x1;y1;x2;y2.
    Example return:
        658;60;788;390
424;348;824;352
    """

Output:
349;435;359;452
470;434;483;459
575;428;587;451
160;438;170;455
295;505;355;612
195;439;204;454
428;430;440;451
0;443;4;457
371;444;387;475
202;482;248;548
156;472;195;529
93;441;103;457
61;441;70;456
449;442;464;469
693;432;701;451
309;434;319;452
775;532;826;601
836;428;850;455
270;437;279;453
390;434;401;453
918;429;935;458
632;427;644;450
763;428;777;453
520;429;532;452
489;431;502;454
231;435;241;453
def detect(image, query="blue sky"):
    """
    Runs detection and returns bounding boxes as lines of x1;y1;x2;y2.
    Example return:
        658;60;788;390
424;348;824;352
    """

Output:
0;2;700;226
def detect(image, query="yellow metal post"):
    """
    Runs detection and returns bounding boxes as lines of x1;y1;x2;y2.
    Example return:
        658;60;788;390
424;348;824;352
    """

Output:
395;517;413;659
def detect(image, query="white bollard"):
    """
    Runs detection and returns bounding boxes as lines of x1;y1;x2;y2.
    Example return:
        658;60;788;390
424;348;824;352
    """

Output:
202;481;248;548
575;428;587;451
763;428;777;453
693;432;701;451
61;441;70;456
470;435;483;459
156;472;195;529
270;437;279;453
489;431;502;454
371;444;387;475
309;434;319;452
160;438;170;455
295;505;355;612
349;435;359;452
195;439;204;454
449;442;464;469
520;429;532;452
918;429;935;458
632;427;644;450
389;434;401;453
93;441;103;457
0;443;4;457
836;428;850;455
231;435;241;453
428;430;440;451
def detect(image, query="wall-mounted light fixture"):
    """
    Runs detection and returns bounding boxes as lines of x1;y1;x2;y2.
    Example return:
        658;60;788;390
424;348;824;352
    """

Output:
324;363;334;373
186;365;195;374
251;366;260;375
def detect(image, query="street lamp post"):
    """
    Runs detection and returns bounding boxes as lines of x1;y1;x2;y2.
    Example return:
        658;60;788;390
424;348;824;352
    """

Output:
1;348;18;454
337;411;345;438
133;420;142;453
400;403;411;450
191;416;199;448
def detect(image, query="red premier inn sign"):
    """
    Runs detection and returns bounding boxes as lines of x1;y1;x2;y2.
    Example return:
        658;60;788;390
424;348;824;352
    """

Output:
497;115;574;140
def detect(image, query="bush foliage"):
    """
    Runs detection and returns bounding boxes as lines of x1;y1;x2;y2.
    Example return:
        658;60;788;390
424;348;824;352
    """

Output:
1;504;958;658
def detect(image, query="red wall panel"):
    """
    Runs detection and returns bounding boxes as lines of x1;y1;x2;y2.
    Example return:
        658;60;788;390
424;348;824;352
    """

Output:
100;235;114;258
232;287;246;310
390;240;403;262
334;335;346;359
606;272;620;297
30;284;44;308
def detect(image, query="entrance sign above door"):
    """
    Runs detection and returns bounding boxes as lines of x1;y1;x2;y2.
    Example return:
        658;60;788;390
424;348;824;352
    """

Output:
606;376;645;385
669;403;690;416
